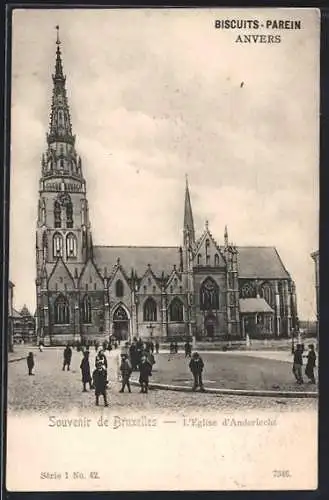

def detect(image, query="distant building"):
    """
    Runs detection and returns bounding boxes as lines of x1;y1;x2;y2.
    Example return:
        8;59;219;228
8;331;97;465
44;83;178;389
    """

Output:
8;281;14;352
311;250;319;329
12;305;36;344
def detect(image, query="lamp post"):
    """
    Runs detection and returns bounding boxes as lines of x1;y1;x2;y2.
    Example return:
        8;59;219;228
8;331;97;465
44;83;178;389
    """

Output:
291;328;295;354
147;323;154;339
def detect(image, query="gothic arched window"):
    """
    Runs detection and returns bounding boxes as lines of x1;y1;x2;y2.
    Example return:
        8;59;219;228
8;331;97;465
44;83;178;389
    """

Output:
66;199;73;228
200;277;219;311
241;282;256;298
115;279;124;298
54;200;61;228
81;295;92;324
66;233;77;258
54;294;69;324
42;231;48;261
143;297;157;322
260;282;273;306
113;306;128;321
197;254;201;265
53;232;63;258
214;254;220;266
169;297;184;322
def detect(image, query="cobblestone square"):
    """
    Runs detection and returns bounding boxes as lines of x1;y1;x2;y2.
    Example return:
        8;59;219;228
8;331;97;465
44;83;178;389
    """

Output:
8;347;317;414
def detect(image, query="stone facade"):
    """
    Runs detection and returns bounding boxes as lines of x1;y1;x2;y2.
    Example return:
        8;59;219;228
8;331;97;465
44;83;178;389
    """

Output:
35;36;298;346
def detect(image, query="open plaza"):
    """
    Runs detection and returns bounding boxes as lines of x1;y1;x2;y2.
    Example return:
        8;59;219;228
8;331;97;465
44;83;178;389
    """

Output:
8;344;317;414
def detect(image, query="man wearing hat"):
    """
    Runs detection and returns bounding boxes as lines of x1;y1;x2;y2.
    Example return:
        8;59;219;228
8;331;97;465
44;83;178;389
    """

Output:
92;361;109;406
119;354;133;393
189;352;205;392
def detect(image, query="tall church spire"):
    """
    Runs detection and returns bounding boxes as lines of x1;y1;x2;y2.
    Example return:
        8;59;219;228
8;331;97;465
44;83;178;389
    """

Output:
47;25;74;146
41;26;84;182
183;175;195;245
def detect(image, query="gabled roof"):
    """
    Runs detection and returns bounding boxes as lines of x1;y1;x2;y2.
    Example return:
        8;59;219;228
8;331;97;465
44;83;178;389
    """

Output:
12;308;22;318
93;246;180;277
239;298;274;314
236;247;290;279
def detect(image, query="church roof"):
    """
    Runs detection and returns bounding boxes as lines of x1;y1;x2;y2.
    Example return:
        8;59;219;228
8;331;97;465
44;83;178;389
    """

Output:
12;308;22;318
239;298;274;314
93;244;290;280
236;246;290;279
93;246;180;277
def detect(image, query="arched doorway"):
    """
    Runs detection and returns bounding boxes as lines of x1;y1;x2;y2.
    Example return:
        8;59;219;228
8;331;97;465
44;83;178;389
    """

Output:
112;305;130;341
204;313;217;337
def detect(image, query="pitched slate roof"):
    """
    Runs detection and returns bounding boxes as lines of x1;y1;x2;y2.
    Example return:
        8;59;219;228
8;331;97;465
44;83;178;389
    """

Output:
93;246;180;277
91;245;290;280
236;246;290;279
239;298;274;314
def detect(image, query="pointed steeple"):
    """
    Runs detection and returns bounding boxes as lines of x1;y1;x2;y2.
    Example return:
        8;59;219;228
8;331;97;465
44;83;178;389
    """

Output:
224;225;228;247
47;26;74;146
183;175;195;245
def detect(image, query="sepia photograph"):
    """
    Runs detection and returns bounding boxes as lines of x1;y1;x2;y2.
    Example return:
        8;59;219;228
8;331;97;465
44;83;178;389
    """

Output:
6;7;319;491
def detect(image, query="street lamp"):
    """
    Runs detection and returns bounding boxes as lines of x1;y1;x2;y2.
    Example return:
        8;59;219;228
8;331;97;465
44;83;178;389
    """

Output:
147;323;154;338
291;328;295;354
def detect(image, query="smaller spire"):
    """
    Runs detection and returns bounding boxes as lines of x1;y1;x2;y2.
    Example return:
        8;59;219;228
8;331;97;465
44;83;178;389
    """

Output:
205;220;209;230
224;225;228;247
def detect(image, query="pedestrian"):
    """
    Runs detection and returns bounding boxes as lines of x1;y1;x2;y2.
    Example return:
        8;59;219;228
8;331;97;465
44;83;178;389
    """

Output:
27;352;34;376
80;351;93;392
184;340;192;358
292;344;304;384
63;344;72;371
305;344;316;384
139;354;152;393
92;362;109;407
119;354;132;393
174;341;178;353
189;352;205;391
155;341;160;354
150;340;154;354
95;349;107;369
38;341;44;352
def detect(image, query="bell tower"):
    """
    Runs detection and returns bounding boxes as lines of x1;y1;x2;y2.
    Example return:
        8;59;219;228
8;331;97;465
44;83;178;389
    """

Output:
36;26;93;276
35;27;93;343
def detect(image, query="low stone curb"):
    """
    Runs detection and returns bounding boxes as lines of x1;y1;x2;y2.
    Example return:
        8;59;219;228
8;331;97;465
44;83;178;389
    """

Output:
8;357;26;363
130;378;317;399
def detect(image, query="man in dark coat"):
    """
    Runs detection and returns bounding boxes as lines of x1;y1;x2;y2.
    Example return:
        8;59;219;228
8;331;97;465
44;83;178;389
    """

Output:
155;341;160;354
305;344;316;384
139;355;152;393
92;362;109;406
119;354;132;393
63;344;72;371
292;344;304;384
189;352;205;391
184;341;192;358
27;352;34;376
80;351;93;392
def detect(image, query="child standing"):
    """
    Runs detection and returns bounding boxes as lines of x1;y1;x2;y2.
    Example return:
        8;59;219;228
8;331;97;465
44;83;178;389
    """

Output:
27;352;34;376
92;361;109;407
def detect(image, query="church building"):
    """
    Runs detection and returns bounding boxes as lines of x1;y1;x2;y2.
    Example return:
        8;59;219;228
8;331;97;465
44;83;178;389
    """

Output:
35;33;298;345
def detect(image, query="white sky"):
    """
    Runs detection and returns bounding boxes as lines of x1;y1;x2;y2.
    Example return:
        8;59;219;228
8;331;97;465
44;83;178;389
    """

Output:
9;8;319;319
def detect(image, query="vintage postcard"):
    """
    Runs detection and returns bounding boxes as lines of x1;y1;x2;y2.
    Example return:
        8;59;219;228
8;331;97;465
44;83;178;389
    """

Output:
6;7;319;491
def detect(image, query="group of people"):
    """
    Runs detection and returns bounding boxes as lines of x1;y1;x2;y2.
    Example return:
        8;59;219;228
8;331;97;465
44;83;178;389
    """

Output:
76;339;157;406
25;337;317;403
292;343;317;385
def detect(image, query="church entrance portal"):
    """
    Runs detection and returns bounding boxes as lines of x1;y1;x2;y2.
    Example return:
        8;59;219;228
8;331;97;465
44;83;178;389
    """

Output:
204;313;217;337
112;306;130;341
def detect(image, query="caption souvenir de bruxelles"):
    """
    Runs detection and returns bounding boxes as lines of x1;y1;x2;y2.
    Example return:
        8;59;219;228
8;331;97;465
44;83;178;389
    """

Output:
48;414;278;429
214;18;302;44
